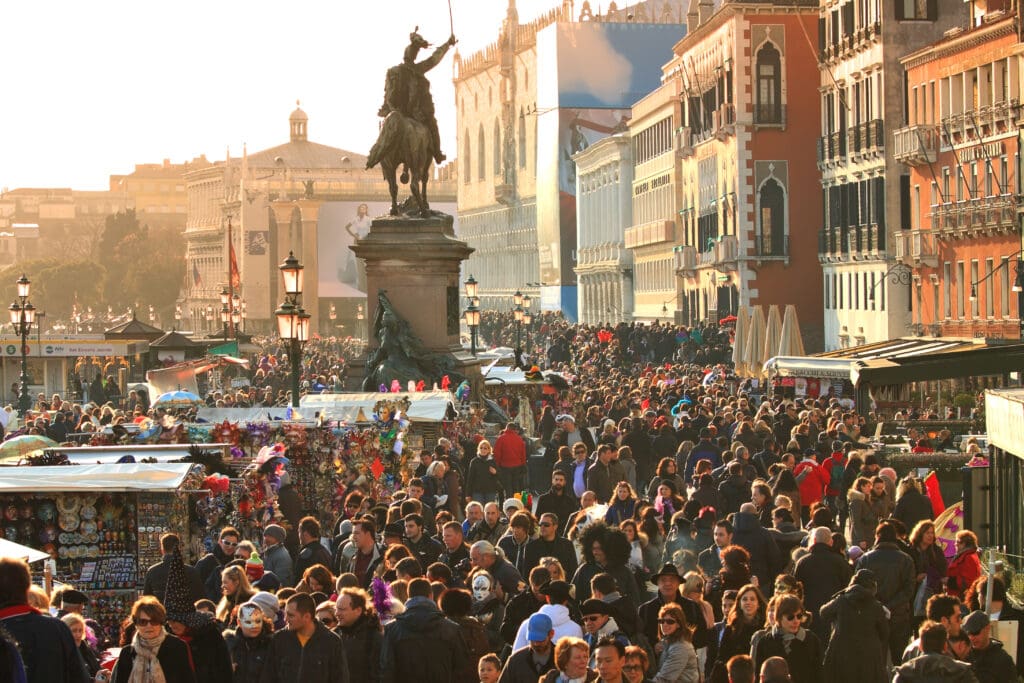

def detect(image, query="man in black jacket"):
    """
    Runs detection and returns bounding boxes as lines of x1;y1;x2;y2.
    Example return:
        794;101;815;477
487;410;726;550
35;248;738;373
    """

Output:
144;533;207;605
794;526;852;643
524;512;578;579
534;471;579;535
195;526;240;600
0;557;89;683
637;564;709;650
439;521;471;585
293;517;334;584
964;610;1018;683
497;613;556;682
856;521;916;665
403;513;444;568
380;578;468;682
334;587;383;683
260;593;349;683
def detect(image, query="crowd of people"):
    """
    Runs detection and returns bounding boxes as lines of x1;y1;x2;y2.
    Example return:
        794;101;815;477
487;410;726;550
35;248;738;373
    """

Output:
0;320;1014;683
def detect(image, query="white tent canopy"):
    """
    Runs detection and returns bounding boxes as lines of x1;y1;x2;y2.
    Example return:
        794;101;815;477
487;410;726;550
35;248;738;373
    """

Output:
0;538;49;563
43;445;208;465
763;356;855;380
197;407;293;423
299;391;455;422
0;463;197;493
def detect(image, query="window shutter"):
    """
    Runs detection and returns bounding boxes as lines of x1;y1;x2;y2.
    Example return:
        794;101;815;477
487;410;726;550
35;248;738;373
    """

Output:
818;17;826;58
896;0;906;21
926;0;938;21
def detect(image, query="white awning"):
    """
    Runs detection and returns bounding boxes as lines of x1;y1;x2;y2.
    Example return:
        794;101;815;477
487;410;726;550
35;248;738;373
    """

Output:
0;538;49;563
0;463;196;492
986;388;1024;456
43;445;205;465
763;356;855;380
300;390;454;422
197;407;293;423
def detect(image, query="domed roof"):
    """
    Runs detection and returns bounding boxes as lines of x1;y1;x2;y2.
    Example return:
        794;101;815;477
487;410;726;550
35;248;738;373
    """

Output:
289;100;308;122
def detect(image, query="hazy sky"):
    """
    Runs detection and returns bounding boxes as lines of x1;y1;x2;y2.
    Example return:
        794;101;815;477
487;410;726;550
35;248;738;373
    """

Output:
0;0;560;191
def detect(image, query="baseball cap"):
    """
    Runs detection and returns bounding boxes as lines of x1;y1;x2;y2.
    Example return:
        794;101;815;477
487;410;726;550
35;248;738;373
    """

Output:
962;611;991;636
527;613;553;641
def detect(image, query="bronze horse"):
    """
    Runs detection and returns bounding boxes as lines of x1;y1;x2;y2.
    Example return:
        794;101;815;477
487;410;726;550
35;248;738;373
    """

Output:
366;111;433;217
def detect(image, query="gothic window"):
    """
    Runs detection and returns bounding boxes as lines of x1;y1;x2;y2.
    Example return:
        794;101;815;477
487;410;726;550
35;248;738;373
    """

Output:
478;124;486;181
463;130;471;184
519;109;527;169
494;119;502;176
758;178;786;256
755;43;782;124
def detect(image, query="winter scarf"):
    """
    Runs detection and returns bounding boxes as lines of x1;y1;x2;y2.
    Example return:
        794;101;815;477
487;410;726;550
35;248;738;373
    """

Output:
772;624;807;655
128;629;167;683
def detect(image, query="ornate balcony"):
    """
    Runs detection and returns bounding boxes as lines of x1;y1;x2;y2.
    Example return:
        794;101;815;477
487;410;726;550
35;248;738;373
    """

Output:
624;219;675;249
674;245;697;277
676;127;693;158
893;229;938;268
893;124;939;166
930;194;1018;239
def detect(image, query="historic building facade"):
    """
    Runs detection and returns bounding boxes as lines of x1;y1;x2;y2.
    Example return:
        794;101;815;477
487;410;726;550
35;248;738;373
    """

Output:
180;105;456;335
816;0;966;350
574;133;634;324
454;0;688;317
671;0;824;348
893;0;1022;339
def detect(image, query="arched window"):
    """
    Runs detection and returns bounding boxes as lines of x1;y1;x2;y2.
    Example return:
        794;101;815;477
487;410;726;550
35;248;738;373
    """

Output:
493;119;502;176
519;109;527;169
463;130;471;184
755;43;782;124
758;178;786;256
477;124;486;180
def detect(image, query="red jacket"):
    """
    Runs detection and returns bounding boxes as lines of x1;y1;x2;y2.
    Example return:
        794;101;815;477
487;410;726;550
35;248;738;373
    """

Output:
794;458;829;507
947;548;982;598
493;429;527;468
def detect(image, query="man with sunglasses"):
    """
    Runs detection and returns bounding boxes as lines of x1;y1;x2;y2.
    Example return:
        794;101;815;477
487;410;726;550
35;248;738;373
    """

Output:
194;526;241;600
525;512;578;578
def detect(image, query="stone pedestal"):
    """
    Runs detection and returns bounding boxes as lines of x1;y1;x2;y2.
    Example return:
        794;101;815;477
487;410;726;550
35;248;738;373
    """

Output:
349;214;480;388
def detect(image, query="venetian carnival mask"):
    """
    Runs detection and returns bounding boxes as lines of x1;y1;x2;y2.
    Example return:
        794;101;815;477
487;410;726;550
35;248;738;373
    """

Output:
472;574;493;602
238;605;264;636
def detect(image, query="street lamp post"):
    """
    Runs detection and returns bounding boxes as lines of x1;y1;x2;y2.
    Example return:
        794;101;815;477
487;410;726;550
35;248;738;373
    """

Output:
8;274;35;414
275;252;309;409
522;309;532;354
513;303;524;348
356;304;364;340
465;303;480;355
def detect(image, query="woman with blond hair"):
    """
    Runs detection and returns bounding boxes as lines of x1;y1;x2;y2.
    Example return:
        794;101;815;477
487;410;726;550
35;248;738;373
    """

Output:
540;636;598;682
653;602;699;683
216;564;256;628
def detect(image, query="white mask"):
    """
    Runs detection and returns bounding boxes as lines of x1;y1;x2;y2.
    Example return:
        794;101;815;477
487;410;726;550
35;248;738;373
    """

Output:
238;605;264;636
472;574;493;602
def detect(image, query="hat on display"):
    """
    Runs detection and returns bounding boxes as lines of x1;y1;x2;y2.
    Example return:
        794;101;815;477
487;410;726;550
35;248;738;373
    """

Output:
164;548;215;630
527;613;554;641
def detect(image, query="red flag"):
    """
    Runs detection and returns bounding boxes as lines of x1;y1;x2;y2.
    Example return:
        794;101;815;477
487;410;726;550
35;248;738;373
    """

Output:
923;471;946;518
229;241;241;290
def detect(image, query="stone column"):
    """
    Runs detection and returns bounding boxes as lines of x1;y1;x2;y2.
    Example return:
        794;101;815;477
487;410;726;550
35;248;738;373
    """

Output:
294;199;322;334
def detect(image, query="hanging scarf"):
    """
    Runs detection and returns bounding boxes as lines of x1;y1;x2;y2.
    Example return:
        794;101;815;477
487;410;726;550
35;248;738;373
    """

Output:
128;630;167;683
772;624;807;655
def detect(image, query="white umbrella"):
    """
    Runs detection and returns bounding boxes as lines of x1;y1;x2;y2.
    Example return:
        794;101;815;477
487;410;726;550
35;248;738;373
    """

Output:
762;305;783;367
779;305;806;357
0;537;49;563
743;306;766;378
731;306;749;377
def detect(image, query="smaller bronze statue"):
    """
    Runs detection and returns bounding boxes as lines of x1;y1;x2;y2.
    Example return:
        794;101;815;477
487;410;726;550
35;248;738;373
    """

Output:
366;27;456;218
363;291;459;391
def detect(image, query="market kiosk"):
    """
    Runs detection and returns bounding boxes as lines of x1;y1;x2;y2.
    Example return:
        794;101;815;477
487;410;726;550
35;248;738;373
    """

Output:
0;462;202;642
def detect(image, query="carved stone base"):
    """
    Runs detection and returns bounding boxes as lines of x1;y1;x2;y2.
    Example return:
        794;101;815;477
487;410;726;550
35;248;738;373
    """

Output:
349;214;481;388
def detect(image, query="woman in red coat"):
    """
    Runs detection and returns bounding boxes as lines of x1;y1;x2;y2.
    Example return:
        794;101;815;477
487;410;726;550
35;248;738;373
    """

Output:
946;530;982;599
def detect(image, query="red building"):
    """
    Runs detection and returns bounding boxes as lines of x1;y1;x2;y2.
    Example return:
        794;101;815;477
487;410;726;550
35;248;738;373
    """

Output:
893;0;1023;339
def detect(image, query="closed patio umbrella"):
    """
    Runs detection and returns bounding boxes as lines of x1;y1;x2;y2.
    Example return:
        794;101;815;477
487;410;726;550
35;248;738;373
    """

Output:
778;305;806;357
762;305;783;367
743;305;766;378
731;306;749;377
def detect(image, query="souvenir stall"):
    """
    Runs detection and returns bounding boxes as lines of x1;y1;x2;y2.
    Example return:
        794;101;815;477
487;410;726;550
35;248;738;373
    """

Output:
184;396;423;536
762;356;856;404
482;367;569;435
0;462;203;642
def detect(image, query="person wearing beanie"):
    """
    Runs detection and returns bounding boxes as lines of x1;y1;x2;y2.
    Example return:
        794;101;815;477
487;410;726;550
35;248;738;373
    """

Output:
245;552;265;582
163;549;233;683
262;524;294;588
